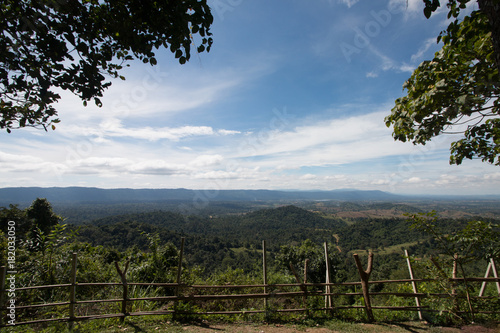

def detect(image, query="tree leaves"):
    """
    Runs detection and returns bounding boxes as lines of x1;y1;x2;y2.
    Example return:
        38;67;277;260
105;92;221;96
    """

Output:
0;0;214;132
386;12;500;165
423;0;442;18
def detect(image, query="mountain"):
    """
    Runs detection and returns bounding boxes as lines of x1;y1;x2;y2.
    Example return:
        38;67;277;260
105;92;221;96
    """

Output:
0;187;403;206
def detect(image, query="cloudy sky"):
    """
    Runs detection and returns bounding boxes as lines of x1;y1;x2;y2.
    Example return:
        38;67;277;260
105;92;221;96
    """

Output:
1;0;499;195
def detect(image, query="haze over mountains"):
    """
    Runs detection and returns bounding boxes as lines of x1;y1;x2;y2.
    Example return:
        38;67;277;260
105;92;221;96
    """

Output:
0;187;403;205
0;187;499;207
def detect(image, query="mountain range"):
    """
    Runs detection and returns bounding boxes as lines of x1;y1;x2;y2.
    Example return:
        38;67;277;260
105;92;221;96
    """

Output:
0;187;404;206
1;187;499;207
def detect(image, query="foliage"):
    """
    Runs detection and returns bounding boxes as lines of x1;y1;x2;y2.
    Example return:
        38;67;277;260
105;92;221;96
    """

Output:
407;211;500;324
408;211;500;261
422;0;470;20
386;11;500;165
0;203;31;239
276;239;328;284
26;198;62;234
4;199;500;326
0;0;213;131
130;232;179;284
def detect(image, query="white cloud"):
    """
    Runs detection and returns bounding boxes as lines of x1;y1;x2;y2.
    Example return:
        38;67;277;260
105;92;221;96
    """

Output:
411;38;438;63
389;0;421;14
0;151;65;174
232;110;405;166
484;173;500;181
189;155;224;168
337;0;359;8
371;179;391;185
60;118;239;142
405;177;423;184
127;160;187;175
218;129;241;136
369;45;415;74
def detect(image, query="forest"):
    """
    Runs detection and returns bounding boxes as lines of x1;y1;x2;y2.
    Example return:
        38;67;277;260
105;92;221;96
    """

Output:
2;198;499;279
0;197;499;328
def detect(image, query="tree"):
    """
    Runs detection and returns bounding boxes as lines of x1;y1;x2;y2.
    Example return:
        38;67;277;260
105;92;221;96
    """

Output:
407;211;500;323
0;204;31;238
26;198;61;234
422;0;500;73
275;239;330;284
0;0;213;132
385;11;500;165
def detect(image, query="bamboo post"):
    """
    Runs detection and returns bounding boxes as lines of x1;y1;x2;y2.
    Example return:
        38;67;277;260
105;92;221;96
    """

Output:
173;237;185;321
479;261;493;297
303;259;309;314
452;254;458;297
479;258;500;296
176;237;185;289
262;240;268;311
404;250;422;320
353;251;374;322
324;242;332;313
0;266;6;326
114;258;130;322
303;259;309;284
491;258;500;296
68;253;77;331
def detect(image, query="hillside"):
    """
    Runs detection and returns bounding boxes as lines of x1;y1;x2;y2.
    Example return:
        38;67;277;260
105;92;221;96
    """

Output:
68;204;487;279
2;198;498;328
0;186;406;206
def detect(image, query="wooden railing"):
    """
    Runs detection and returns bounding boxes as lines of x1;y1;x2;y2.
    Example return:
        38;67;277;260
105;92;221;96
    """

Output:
1;239;499;328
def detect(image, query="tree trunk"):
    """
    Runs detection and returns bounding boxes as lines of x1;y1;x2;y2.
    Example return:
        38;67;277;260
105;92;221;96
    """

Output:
478;0;500;74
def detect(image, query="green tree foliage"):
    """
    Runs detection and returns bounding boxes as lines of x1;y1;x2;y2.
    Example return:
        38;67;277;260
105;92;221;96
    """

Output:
421;0;500;72
131;233;179;284
5;198;500;323
407;211;500;323
276;239;329;284
26;198;61;234
0;203;31;239
0;0;213;131
409;211;500;262
386;11;500;165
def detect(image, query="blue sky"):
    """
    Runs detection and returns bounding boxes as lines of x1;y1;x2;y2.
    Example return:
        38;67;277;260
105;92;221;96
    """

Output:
1;0;499;195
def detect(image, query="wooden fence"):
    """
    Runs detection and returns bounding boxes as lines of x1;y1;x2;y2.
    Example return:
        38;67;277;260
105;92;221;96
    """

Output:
1;239;499;328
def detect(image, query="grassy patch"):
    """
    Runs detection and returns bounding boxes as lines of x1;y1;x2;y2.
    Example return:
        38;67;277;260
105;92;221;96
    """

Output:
348;241;420;256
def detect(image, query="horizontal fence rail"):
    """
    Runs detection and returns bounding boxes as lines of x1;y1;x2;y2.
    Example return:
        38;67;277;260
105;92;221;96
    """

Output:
1;239;499;328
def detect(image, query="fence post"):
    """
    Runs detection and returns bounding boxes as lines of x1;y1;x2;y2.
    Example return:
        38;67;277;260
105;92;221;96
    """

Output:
353;251;374;322
452;254;458;298
479;258;500;297
404;250;422;320
68;253;77;331
324;242;332;314
491;258;500;296
173;237;185;321
262;240;268;312
303;259;309;315
0;266;6;326
114;258;130;322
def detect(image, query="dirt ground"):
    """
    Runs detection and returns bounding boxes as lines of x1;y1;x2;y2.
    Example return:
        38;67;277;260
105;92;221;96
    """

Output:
168;321;500;333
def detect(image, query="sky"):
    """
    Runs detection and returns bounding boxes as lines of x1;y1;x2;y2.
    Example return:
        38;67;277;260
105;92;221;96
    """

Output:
1;0;499;196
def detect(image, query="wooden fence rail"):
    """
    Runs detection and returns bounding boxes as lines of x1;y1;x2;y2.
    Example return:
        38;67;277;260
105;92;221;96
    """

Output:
1;239;499;328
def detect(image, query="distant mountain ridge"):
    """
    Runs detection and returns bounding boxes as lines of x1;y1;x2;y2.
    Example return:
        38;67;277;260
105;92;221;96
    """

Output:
0;187;403;205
